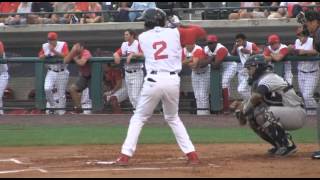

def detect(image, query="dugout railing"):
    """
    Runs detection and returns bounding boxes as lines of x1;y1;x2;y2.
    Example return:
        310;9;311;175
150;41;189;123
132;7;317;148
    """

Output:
1;55;320;113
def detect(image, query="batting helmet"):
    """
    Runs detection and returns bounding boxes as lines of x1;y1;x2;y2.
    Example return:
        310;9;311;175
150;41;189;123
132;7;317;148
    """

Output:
137;8;167;29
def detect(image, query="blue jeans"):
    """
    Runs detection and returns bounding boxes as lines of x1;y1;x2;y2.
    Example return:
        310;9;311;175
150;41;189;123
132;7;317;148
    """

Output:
128;12;141;22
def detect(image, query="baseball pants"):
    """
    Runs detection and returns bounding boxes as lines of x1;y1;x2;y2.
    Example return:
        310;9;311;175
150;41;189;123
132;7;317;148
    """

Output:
0;72;9;115
191;66;211;115
269;106;306;131
125;69;144;109
44;70;69;115
237;64;251;100
81;88;92;114
284;61;293;85
222;62;237;92
121;72;196;157
298;70;319;110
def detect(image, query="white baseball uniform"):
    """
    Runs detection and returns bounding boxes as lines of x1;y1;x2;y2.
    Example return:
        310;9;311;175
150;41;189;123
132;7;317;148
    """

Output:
295;37;319;112
264;43;292;84
184;45;210;115
116;39;144;109
120;26;202;157
40;41;69;115
204;43;237;93
0;52;8;115
236;41;259;100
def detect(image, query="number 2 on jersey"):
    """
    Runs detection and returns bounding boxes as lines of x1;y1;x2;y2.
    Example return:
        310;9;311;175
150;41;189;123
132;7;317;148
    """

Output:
153;41;168;60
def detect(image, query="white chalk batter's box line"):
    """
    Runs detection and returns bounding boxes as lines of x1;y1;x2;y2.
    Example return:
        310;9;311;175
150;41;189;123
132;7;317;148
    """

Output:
0;158;220;175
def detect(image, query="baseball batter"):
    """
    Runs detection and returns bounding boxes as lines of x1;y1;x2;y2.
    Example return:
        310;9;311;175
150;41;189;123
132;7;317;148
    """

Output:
231;33;260;104
115;8;206;166
39;32;69;115
113;29;144;110
300;10;320;159
0;41;8;115
264;34;292;85
204;35;237;112
290;27;319;115
183;43;210;115
234;55;306;156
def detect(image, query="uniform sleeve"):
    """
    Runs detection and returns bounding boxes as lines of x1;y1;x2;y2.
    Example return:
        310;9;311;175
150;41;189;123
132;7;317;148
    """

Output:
193;49;206;59
178;25;207;46
62;42;69;56
38;48;44;58
0;41;4;55
263;47;271;56
252;43;260;54
215;47;228;62
279;47;288;56
115;48;122;56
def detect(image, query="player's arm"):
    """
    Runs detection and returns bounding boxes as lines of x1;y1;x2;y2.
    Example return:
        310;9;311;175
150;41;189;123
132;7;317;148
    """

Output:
0;41;4;57
64;43;80;64
73;50;91;66
212;47;228;68
242;85;268;115
113;48;122;64
297;49;319;56
270;48;288;62
126;43;144;64
263;47;272;62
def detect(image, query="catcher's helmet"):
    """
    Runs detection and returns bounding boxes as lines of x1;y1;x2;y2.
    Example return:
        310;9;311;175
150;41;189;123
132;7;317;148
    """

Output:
245;55;272;85
244;54;267;69
137;8;167;29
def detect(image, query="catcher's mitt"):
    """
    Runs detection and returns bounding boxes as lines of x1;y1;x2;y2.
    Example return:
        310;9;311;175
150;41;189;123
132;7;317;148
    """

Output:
230;100;247;126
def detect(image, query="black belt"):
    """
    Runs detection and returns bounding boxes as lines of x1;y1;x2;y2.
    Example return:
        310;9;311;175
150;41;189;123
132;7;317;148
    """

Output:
150;71;176;75
125;69;140;73
299;70;318;73
49;68;65;72
195;71;206;75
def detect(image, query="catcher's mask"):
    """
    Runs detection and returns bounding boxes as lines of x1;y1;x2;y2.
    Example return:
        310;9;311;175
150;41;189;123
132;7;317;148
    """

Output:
245;55;272;85
137;8;167;30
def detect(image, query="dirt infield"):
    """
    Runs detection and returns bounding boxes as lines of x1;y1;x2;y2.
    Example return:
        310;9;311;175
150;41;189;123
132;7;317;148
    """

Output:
0;144;319;178
0;114;319;177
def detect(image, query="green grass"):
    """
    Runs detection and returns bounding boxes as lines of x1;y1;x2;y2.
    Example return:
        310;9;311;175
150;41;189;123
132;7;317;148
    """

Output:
0;125;317;147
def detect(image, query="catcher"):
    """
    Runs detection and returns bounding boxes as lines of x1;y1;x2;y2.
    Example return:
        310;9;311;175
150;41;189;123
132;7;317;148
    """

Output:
232;55;306;156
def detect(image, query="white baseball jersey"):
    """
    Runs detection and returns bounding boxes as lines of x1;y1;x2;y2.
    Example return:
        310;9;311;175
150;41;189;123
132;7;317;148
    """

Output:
183;45;208;73
138;27;182;73
119;40;144;71
295;37;319;72
42;41;68;71
237;41;255;65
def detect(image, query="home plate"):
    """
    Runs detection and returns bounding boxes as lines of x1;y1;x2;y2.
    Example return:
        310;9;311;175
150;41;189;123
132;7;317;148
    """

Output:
86;160;115;165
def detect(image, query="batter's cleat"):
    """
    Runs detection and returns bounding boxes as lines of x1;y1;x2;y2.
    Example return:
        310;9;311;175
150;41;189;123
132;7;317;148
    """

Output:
186;151;200;165
115;154;130;166
311;151;320;159
274;145;297;157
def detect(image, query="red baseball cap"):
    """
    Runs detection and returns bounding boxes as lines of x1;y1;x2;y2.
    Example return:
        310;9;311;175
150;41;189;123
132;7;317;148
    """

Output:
207;35;218;43
268;34;280;44
48;32;58;40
